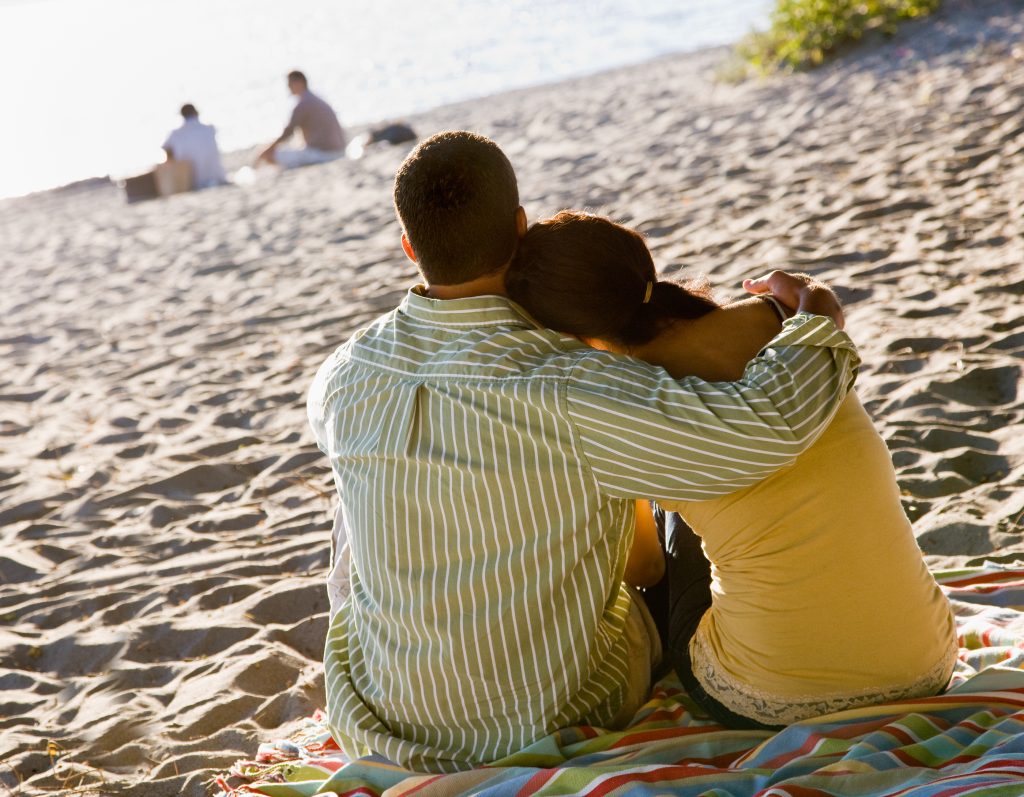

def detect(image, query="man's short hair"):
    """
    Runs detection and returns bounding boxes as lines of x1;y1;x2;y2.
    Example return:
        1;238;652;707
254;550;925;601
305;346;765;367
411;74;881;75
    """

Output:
180;103;198;119
393;131;520;285
287;70;307;86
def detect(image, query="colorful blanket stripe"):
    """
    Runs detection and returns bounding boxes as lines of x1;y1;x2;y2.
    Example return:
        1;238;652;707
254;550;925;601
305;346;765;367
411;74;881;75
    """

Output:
216;565;1024;797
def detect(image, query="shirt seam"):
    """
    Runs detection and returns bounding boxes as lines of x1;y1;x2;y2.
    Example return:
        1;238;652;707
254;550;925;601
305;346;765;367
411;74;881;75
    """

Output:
396;306;534;329
398;318;534;330
341;352;578;383
559;350;613;498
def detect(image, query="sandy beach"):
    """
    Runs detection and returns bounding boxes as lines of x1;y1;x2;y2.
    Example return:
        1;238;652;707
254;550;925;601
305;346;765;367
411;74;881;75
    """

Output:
1;0;1022;794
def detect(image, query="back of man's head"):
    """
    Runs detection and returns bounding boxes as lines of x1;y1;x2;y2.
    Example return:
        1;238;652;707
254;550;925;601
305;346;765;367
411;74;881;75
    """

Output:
287;70;308;89
394;130;520;285
180;103;198;119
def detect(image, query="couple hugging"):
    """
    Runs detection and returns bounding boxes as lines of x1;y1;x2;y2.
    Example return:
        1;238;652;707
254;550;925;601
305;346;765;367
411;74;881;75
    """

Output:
307;130;957;772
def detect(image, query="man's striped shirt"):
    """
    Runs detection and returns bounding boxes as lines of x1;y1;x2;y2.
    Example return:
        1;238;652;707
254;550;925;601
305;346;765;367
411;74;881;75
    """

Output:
307;288;860;772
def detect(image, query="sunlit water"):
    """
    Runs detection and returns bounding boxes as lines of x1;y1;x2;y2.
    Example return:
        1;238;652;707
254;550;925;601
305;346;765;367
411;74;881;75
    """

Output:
0;0;771;199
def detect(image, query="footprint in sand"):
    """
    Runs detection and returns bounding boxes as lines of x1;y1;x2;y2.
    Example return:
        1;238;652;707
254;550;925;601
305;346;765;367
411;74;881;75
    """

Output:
917;521;994;556
920;428;999;452
899;472;974;499
95;429;145;445
167;695;266;743
929;364;1020;407
187;510;267;533
146;502;208;528
269;614;329;660
986;330;1024;353
116;443;155;459
197;581;262;611
123;623;256;663
142;459;276;501
0;554;41;584
11;634;125;676
245;583;327;626
0;498;53;526
232;652;306;697
936;449;1011;484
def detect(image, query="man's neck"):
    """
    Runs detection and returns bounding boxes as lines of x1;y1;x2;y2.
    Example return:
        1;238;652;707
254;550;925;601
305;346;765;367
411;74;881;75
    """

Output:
425;270;507;300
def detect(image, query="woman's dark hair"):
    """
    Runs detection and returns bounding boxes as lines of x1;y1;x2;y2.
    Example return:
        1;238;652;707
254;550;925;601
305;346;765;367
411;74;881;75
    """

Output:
394;130;520;285
506;211;717;347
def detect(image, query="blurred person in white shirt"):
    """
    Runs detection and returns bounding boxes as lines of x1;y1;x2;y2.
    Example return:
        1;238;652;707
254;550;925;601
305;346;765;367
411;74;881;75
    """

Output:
163;104;227;189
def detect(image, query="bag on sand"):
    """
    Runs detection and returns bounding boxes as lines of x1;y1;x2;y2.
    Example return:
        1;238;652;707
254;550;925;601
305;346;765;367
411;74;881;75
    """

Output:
123;160;194;203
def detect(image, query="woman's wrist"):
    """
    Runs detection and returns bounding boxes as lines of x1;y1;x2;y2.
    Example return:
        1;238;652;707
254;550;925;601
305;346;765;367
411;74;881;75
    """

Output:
757;294;792;323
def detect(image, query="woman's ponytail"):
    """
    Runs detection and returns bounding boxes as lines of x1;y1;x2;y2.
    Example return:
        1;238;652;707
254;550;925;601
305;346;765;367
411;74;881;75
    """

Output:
619;277;717;347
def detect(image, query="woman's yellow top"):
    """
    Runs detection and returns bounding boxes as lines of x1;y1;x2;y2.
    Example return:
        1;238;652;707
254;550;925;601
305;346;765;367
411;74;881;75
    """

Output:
661;393;957;725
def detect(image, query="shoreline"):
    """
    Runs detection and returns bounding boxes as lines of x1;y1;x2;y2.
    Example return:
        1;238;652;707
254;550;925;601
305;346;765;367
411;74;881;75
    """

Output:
2;0;1023;794
0;45;736;206
0;45;730;218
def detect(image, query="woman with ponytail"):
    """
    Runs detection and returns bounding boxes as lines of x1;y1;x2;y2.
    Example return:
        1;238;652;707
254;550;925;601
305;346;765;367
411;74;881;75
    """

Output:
506;210;955;731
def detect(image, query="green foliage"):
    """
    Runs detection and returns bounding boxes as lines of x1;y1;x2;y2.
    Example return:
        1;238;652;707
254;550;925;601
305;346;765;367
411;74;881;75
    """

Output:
739;0;941;73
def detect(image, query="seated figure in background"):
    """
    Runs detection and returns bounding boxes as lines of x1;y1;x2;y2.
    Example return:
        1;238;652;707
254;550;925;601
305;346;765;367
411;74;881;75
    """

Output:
163;103;227;190
258;70;347;169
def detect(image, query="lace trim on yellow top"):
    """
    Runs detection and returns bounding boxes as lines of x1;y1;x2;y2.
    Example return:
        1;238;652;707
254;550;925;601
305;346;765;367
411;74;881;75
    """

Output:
688;611;959;726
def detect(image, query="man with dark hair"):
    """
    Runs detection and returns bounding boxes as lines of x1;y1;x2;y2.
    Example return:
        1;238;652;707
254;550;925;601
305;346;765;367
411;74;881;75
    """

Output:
392;131;522;285
307;130;860;772
162;103;226;189
258;70;346;169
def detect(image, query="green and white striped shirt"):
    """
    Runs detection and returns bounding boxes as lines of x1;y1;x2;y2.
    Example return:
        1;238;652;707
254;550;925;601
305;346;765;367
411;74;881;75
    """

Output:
308;288;859;772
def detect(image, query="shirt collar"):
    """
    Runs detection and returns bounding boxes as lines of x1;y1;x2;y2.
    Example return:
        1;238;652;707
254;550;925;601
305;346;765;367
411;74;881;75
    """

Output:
399;285;539;329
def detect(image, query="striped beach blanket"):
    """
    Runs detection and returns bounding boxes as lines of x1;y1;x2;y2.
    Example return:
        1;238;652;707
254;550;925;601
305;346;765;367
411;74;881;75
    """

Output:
217;565;1024;797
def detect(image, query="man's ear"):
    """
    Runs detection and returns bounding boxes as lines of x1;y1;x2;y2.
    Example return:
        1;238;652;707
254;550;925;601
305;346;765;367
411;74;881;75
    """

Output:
401;233;417;263
515;206;527;238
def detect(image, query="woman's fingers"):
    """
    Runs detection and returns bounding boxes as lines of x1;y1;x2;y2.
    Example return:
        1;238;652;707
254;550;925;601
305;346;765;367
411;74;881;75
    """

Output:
742;271;845;329
742;276;771;294
743;271;803;307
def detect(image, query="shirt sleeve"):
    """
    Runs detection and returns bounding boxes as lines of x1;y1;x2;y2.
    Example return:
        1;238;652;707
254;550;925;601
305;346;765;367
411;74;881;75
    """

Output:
565;312;860;502
307;349;337;455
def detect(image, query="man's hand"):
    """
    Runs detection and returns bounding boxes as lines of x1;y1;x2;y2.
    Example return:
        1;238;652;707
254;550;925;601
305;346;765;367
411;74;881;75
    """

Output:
256;144;278;166
742;270;845;330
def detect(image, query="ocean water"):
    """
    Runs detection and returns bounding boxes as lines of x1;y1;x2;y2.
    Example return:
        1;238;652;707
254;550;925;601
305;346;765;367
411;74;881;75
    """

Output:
0;0;771;200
